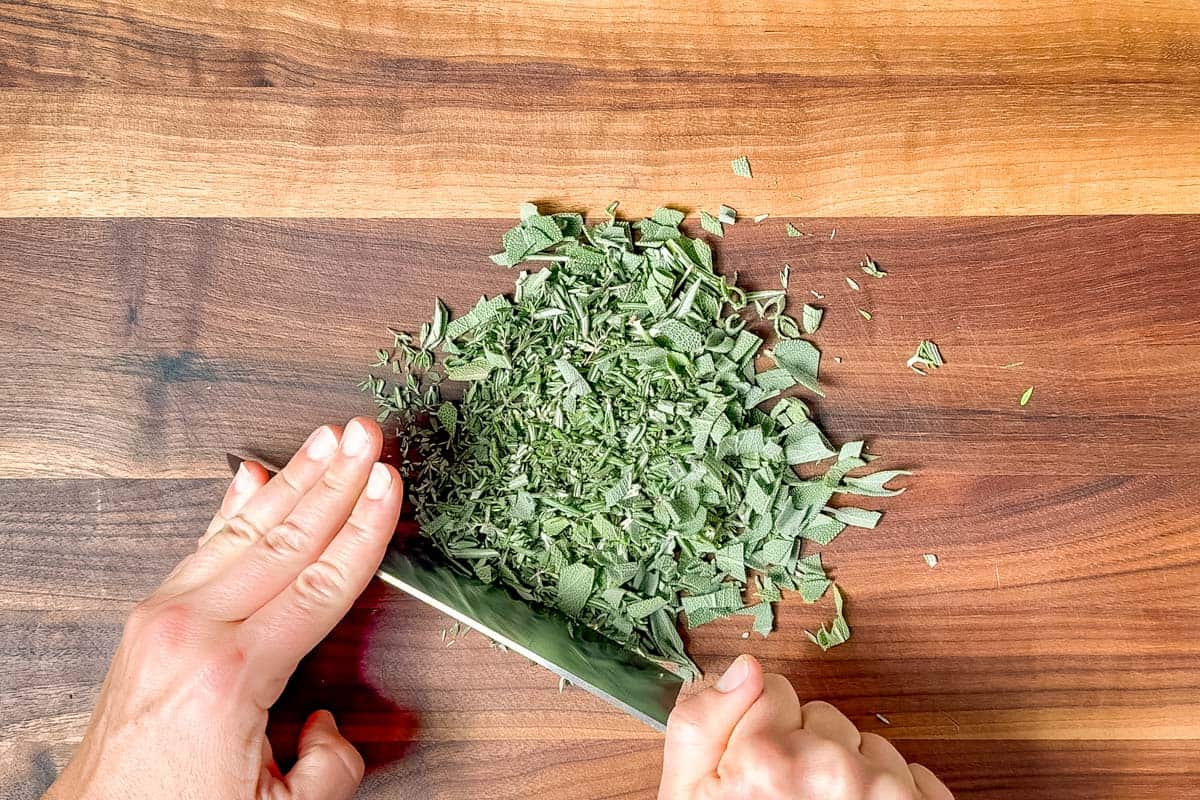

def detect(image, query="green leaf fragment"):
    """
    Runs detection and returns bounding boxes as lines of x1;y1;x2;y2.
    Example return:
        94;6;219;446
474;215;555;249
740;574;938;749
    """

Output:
846;277;861;291
786;223;804;238
857;308;872;321
718;205;737;225
860;256;886;278
907;340;944;375
805;584;851;651
732;155;752;178
1020;386;1034;406
699;210;724;238
802;304;823;334
557;562;595;617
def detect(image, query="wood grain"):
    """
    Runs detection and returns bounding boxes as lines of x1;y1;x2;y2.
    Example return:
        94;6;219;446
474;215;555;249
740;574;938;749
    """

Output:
2;216;1197;478
4;1;1200;88
3;82;1197;217
2;216;1199;798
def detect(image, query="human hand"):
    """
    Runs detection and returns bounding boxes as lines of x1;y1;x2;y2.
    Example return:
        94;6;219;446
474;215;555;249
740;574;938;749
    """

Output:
43;418;404;800
659;655;952;800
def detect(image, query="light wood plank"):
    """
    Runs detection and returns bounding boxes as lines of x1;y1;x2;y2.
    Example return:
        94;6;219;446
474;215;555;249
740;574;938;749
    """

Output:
3;1;1200;87
2;84;1197;217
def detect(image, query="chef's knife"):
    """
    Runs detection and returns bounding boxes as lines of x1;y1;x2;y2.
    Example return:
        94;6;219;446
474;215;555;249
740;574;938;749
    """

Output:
226;453;684;730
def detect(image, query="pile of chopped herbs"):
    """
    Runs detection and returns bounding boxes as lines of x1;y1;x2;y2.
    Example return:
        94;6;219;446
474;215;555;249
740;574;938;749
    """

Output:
362;203;907;679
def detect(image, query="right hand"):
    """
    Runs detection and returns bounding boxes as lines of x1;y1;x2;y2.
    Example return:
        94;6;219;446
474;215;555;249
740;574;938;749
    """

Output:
658;654;953;800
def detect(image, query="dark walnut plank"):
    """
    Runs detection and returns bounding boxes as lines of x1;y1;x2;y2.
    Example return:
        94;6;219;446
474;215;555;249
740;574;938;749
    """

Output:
2;83;1198;217
2;476;1199;799
1;216;1198;478
3;0;1199;88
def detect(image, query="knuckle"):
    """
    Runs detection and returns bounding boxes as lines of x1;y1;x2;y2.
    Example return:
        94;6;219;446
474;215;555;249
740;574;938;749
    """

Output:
320;467;355;495
276;467;304;498
262;519;311;559
665;696;706;734
867;770;914;799
797;738;858;795
294;560;347;608
130;601;197;651
221;514;265;546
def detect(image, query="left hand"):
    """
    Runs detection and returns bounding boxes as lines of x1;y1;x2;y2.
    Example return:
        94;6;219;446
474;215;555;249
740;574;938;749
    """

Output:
43;417;403;800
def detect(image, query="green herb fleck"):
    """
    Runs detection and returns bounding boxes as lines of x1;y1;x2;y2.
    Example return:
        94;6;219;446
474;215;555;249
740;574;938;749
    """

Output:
700;210;724;238
718;205;737;225
1020;386;1034;406
846;276;861;291
906;340;944;375
860;256;886;278
857;308;872;321
732;156;752;178
802;304;823;334
786;223;804;238
753;213;769;223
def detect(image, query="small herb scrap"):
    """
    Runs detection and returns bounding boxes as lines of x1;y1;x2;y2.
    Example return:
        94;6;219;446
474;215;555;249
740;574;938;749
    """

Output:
846;277;861;291
366;202;909;678
699;210;724;238
860;256;886;278
906;340;945;375
1002;361;1024;369
876;713;891;725
753;213;769;223
1020;386;1034;406
858;308;873;321
718;205;737;225
802;304;823;334
732;155;753;178
786;223;804;238
923;553;939;568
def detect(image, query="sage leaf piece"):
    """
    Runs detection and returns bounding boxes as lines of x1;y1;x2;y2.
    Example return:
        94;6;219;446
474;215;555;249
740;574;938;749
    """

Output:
802;304;823;334
700;210;724;238
860;256;886;278
1020;386;1035;406
906;340;944;375
732;155;753;178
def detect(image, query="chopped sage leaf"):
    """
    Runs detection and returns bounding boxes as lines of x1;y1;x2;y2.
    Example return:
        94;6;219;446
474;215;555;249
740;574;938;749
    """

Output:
786;223;804;238
802;304;823;334
718;205;737;225
906;340;944;375
857;308;873;321
732;155;753;178
923;553;939;568
860;256;886;278
846;276;861;291
1020;386;1034;406
753;213;769;223
700;210;724;238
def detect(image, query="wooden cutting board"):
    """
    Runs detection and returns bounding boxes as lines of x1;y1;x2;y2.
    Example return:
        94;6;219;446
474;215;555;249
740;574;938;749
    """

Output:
1;3;1198;798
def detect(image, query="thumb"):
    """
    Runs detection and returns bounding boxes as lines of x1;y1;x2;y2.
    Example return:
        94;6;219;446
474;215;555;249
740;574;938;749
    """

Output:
658;654;764;800
286;710;365;800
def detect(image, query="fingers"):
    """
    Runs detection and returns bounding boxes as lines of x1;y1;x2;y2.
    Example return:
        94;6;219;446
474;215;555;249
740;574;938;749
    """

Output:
658;655;764;800
858;732;916;792
194;425;342;574
243;461;402;691
200;461;271;548
800;700;861;751
285;710;364;800
910;763;955;800
201;419;382;620
726;673;803;746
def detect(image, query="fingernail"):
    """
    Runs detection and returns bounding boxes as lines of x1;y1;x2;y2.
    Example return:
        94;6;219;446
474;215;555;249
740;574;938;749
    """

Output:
233;462;254;491
365;463;392;499
305;427;337;461
716;655;750;693
342;419;370;457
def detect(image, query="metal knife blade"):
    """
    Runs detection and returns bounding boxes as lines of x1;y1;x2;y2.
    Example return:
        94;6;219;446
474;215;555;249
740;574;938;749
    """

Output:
225;452;683;730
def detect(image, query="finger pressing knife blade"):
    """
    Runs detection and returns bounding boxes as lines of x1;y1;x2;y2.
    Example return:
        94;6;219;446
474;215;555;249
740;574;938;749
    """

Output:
225;452;683;730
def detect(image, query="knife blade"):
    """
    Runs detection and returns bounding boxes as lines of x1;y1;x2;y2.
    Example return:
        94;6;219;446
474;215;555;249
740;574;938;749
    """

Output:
225;452;683;730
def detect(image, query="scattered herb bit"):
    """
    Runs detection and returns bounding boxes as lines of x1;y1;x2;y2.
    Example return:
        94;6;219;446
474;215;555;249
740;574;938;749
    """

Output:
732;155;753;178
805;584;851;651
753;213;769;223
780;264;791;290
810;289;824;300
1020;386;1034;406
786;223;804;238
366;202;907;677
834;356;843;363
558;676;570;693
857;308;873;321
605;200;619;218
860;256;886;278
718;205;737;225
846;277;861;291
802;304;823;334
923;554;939;568
699;210;724;238
1002;361;1024;369
876;713;891;725
830;229;837;240
741;631;750;639
906;340;945;375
